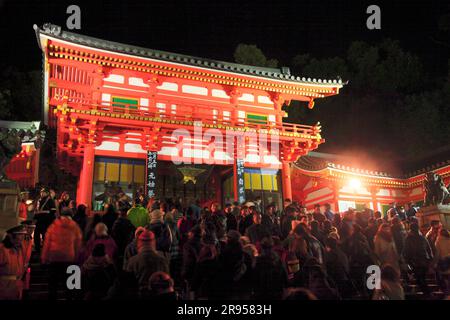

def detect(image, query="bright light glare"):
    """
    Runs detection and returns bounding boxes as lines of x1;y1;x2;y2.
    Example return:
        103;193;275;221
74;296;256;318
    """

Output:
349;178;361;189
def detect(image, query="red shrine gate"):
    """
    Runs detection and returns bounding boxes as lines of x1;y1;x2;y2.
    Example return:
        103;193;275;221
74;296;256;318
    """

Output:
34;23;344;210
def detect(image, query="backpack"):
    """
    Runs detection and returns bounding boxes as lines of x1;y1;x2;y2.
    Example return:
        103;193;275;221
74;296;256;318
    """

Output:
150;223;172;253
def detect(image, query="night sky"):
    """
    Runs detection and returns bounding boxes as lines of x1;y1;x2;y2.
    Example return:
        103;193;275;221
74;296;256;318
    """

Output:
1;0;448;74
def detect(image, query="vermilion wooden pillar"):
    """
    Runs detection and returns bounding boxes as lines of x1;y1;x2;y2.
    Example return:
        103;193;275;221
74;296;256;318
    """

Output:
282;161;292;201
77;144;95;209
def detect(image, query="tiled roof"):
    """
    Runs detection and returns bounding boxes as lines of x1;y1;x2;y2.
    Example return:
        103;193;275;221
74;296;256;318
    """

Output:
0;120;44;144
34;23;346;87
294;152;392;177
294;151;450;179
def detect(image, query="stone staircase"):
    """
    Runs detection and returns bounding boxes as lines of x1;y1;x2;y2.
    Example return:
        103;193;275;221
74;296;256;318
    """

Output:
23;249;447;300
402;273;446;300
23;251;70;300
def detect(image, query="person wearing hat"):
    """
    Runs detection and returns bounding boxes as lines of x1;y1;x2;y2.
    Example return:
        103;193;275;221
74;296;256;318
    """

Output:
33;187;56;253
122;226;146;270
84;223;118;264
125;230;169;296
148;209;172;259
41;208;82;300
147;271;177;300
19;220;35;293
0;225;28;299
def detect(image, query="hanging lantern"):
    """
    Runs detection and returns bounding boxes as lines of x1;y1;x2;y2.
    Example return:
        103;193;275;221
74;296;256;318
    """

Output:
177;166;206;185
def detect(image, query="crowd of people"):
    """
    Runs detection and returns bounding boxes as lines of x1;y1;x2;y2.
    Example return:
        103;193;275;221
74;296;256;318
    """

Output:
1;187;449;301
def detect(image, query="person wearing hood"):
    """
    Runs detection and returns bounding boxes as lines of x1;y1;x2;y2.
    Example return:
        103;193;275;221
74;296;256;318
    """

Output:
0;225;28;300
41;208;82;300
82;243;117;300
122;227;146;270
125;230;169;296
85;223;118;263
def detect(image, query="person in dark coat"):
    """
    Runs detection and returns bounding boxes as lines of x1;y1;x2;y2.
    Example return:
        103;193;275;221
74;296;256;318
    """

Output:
102;204;118;234
125;230;170;296
224;204;238;232
280;206;298;240
310;220;325;245
238;205;253;236
312;204;326;224
191;233;220;299
73;204;88;235
344;223;375;297
145;272;178;300
181;225;202;289
262;203;281;237
216;230;247;299
84;213;102;242
33;187;56;253
245;212;271;245
252;237;288;299
81;243;117;300
292;223;325;265
364;218;378;250
178;207;197;251
404;223;434;295
391;217;407;257
324;236;352;298
111;203;135;265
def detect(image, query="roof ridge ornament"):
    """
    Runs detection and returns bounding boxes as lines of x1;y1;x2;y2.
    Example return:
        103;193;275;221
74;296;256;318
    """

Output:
42;23;62;36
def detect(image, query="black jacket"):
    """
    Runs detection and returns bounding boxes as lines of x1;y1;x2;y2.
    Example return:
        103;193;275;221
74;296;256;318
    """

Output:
404;231;433;267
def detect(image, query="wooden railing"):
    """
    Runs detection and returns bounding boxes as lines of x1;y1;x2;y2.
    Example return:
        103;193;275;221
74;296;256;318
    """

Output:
54;96;320;137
